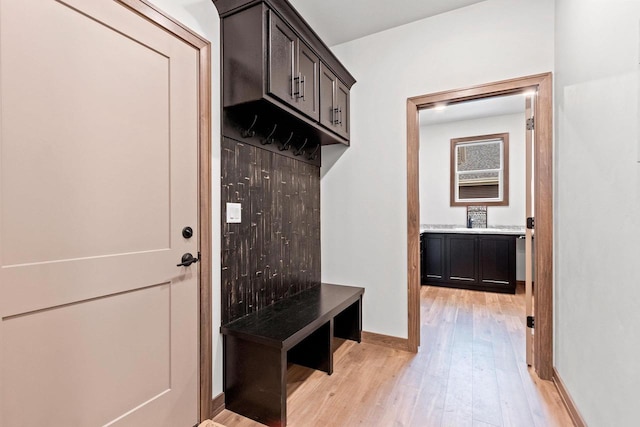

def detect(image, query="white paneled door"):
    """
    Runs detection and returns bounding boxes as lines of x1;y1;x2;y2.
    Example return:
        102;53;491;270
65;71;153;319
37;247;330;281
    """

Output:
0;0;200;426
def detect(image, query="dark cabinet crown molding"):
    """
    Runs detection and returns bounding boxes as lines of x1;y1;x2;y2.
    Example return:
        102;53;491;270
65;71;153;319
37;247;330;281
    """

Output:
213;0;356;88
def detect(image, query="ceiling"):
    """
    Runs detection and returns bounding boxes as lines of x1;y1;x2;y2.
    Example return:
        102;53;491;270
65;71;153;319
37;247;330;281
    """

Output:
289;0;488;46
420;93;528;127
285;0;518;125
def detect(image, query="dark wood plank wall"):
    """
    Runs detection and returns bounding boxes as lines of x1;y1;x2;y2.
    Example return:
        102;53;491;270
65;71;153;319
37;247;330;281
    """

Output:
221;137;321;324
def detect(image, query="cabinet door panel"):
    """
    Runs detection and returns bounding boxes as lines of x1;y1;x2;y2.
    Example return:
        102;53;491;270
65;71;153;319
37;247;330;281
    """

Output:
335;80;350;140
424;234;445;283
447;235;477;284
267;11;296;108
319;63;336;130
296;41;319;121
479;236;515;286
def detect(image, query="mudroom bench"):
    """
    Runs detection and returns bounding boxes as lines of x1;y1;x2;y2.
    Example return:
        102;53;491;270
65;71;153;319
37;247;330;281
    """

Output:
220;283;364;427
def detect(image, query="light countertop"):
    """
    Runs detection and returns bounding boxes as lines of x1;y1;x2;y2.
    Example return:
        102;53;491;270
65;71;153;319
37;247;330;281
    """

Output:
420;224;526;236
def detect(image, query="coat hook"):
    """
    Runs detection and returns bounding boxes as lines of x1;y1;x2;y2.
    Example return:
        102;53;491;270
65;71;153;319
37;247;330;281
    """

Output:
242;114;258;138
280;132;294;151
294;138;308;156
307;144;320;161
261;124;278;145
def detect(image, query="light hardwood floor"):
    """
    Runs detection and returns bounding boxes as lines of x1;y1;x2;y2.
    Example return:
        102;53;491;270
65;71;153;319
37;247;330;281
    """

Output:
214;285;573;427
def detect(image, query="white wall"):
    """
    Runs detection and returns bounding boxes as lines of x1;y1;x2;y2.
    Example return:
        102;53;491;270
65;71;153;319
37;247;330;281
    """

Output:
321;0;554;338
419;112;526;227
146;0;223;397
555;1;640;425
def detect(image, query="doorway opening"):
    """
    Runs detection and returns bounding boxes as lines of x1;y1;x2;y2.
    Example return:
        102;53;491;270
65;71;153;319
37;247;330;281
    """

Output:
406;73;553;379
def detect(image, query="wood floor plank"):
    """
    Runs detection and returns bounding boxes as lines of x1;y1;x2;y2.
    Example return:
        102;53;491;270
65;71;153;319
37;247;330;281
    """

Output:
496;366;536;427
441;289;473;427
213;286;574;427
472;350;503;426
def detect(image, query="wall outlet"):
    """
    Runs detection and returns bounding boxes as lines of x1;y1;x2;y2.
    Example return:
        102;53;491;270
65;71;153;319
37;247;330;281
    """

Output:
226;203;241;223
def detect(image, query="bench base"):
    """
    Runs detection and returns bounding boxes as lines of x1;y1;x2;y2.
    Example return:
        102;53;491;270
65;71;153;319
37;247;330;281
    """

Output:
221;284;364;426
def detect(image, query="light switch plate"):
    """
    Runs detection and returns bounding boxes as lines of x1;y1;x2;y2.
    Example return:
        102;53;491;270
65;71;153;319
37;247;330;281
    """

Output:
226;202;241;223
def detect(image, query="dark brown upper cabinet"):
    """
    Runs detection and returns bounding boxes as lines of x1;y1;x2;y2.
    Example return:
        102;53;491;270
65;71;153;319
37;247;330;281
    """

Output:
267;12;319;121
218;0;355;147
319;63;350;141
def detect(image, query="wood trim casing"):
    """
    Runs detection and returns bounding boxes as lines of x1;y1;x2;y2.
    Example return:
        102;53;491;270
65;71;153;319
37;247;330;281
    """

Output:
114;0;213;422
533;73;554;380
553;368;588;427
516;280;535;289
118;0;210;48
407;100;420;353
406;73;554;379
198;42;214;423
361;331;410;352
450;132;510;207
211;393;226;418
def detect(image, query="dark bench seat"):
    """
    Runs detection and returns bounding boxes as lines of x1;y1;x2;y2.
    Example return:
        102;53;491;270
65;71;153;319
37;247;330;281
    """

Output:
221;283;364;426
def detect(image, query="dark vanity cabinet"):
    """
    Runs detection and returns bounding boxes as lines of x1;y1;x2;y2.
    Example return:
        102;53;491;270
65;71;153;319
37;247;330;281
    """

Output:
421;233;445;285
218;0;355;147
422;233;516;293
446;234;478;285
478;236;516;288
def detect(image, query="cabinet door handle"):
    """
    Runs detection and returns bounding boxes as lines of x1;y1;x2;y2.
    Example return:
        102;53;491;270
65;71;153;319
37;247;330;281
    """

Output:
294;72;306;99
301;75;306;100
291;72;295;99
335;107;342;125
293;73;302;98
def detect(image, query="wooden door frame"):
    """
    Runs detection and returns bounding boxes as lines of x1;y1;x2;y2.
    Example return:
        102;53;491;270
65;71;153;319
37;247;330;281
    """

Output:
115;0;213;420
406;73;553;379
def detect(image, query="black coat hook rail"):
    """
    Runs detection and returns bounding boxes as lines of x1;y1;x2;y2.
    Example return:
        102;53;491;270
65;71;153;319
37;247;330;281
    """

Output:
261;124;278;145
223;107;322;166
242;114;258;138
